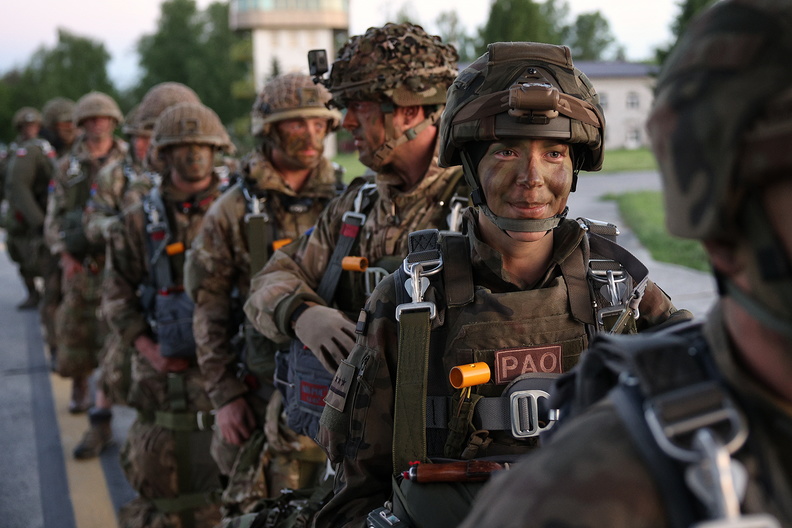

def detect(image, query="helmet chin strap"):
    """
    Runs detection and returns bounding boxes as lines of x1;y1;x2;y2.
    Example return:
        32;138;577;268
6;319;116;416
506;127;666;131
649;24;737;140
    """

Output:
366;104;444;172
462;151;568;235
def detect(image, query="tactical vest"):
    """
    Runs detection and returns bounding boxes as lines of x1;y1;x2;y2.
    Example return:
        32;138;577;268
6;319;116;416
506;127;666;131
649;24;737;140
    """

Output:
60;155;104;259
545;320;781;528
141;187;198;359
377;223;649;528
281;170;469;439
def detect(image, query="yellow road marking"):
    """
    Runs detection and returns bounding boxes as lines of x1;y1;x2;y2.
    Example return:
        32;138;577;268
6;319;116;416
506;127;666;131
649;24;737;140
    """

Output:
50;370;119;528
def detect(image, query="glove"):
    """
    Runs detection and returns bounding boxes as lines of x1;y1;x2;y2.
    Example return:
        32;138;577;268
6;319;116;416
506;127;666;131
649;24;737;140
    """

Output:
293;304;356;372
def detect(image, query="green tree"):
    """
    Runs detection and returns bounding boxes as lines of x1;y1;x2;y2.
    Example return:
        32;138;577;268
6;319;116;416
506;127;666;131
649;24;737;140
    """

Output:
134;0;253;130
435;10;477;62
0;29;116;142
479;0;556;57
656;0;715;64
569;12;617;60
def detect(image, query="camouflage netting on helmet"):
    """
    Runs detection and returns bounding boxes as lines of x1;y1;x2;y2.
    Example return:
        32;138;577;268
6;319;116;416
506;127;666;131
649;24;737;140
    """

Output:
137;82;201;133
328;22;458;107
13;107;41;128
153;102;234;154
439;42;605;172
251;72;340;137
42;97;75;129
74;91;123;126
648;0;792;240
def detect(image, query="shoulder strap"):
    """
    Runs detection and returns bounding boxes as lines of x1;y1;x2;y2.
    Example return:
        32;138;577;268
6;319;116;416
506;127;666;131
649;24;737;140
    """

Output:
240;181;278;276
143;187;174;292
314;182;378;303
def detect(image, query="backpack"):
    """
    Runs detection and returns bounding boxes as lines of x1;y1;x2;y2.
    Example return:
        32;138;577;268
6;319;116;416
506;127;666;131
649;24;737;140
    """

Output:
546;320;780;528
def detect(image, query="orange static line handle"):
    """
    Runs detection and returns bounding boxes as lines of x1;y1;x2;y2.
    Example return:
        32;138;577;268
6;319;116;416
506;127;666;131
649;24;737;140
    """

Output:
449;362;491;389
272;238;293;251
342;256;369;272
166;242;185;256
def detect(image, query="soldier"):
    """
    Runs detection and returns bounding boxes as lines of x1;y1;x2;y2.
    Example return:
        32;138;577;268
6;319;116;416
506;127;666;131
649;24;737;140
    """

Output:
40;97;77;157
186;72;342;514
4;107;55;310
103;101;232;528
43;91;127;413
71;82;202;460
460;1;792;526
38;97;76;368
314;42;693;528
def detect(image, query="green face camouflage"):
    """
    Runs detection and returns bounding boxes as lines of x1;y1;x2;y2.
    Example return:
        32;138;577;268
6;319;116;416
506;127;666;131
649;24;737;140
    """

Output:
327;22;458;108
648;0;792;241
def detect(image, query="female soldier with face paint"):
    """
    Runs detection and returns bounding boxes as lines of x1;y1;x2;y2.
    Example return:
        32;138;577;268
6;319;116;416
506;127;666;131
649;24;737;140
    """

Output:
313;42;693;528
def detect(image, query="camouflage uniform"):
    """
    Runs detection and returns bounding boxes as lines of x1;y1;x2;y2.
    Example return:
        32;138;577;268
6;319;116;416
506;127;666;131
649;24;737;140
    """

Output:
461;2;792;526
314;211;687;527
5;133;56;284
188;73;342;515
105;171;224;528
44;134;127;378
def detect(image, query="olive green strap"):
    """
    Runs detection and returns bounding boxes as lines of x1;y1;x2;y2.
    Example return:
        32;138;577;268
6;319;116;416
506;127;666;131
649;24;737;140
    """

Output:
392;310;431;475
167;373;195;528
246;214;274;276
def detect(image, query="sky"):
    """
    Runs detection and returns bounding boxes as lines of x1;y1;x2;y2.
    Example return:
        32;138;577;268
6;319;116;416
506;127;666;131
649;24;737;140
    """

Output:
0;0;678;89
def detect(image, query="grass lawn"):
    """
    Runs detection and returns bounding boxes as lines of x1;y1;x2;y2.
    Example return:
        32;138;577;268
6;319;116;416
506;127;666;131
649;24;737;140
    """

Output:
333;151;368;183
600;148;658;173
603;190;710;271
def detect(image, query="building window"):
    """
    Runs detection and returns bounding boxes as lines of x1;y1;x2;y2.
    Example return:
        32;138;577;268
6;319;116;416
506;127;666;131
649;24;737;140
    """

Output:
626;127;641;149
599;92;608;110
626;91;640;109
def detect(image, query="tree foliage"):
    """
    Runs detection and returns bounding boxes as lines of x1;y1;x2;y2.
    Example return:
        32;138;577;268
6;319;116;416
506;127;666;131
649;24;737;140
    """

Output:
569;12;616;61
0;29;116;142
133;0;253;130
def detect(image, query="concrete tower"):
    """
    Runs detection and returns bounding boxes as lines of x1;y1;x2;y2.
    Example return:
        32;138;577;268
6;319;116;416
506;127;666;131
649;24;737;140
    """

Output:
230;0;350;91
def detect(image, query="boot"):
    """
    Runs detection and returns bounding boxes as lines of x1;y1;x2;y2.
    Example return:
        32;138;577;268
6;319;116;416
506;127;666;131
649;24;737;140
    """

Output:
68;375;92;414
16;278;40;310
73;408;113;459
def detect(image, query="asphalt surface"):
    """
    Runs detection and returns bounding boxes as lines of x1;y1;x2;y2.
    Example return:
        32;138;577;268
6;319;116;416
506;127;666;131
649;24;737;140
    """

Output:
0;169;717;527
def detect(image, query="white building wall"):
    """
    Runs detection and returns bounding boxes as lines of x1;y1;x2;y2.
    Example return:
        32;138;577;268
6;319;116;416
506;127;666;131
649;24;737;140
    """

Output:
592;77;655;150
251;28;337;90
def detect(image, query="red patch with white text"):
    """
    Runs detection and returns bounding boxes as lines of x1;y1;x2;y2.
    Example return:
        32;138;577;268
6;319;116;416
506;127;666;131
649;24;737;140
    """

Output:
494;346;563;384
300;380;329;407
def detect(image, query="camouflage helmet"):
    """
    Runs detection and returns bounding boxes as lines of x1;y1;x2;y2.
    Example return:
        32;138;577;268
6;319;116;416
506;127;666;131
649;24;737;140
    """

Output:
12;107;42;129
137;82;201;134
121;104;144;136
439;42;605;234
648;0;792;242
73;91;123;126
440;42;604;172
327;22;458;108
152;102;234;155
41;97;75;129
251;72;341;137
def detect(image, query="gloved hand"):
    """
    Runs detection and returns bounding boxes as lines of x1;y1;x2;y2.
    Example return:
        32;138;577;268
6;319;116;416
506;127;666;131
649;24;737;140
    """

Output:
293;304;356;373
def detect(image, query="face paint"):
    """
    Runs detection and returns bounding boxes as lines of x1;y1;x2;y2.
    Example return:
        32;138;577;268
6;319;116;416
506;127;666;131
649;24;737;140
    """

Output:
166;143;214;182
342;101;387;169
273;117;328;169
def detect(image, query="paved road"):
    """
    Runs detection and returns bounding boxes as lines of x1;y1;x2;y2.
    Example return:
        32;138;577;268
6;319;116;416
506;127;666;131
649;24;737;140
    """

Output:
0;169;716;527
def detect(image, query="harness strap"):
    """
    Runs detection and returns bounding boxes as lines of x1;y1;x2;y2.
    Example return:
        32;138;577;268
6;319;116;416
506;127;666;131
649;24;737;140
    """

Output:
144;187;175;292
154;410;215;432
167;373;197;528
315;183;377;303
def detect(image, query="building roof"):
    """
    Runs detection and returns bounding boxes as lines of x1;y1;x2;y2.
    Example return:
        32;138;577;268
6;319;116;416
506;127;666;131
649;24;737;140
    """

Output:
575;61;659;79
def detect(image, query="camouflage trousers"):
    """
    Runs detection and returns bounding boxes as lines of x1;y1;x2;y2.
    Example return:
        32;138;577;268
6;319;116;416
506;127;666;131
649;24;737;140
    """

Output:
98;331;132;406
212;392;327;518
39;252;62;350
121;362;222;528
54;261;107;378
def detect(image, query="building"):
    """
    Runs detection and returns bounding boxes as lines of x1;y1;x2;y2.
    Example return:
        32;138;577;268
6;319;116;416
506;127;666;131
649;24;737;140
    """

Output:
576;61;659;150
230;0;350;91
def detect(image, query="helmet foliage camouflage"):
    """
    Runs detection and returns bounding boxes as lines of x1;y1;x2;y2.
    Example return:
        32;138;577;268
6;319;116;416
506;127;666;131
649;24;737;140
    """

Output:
152;102;234;155
73;91;123;126
41;97;75;129
327;22;458;108
649;0;792;241
251;72;340;137
439;42;605;172
13;107;42;129
137;82;201;134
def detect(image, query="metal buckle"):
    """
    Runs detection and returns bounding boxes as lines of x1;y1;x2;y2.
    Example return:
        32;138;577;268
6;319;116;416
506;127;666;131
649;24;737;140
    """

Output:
342;210;367;226
445;195;468;232
395;260;443;321
196;410;215;431
395;301;437;321
364;266;390;297
509;389;555;438
644;381;748;463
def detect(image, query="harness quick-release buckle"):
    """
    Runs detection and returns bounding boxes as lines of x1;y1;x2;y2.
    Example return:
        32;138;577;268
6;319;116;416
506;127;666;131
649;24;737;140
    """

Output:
395;260;442;322
196;410;215;431
364;267;390;297
644;380;748;464
509;389;555;438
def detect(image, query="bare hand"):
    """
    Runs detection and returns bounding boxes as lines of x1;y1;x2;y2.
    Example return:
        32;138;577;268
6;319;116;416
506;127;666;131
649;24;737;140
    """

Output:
60;252;83;280
216;397;256;446
134;334;189;373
